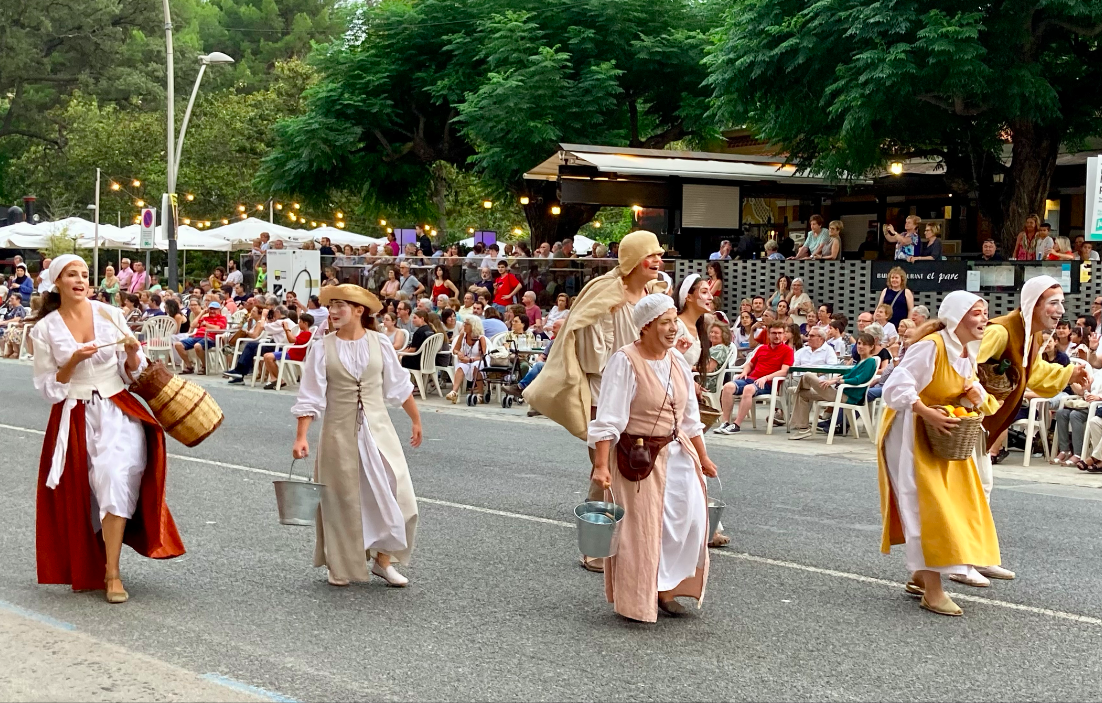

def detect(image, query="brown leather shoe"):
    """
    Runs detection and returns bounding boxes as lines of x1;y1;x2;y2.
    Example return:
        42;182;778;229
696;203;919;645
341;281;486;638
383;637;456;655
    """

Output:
658;598;688;616
580;556;604;573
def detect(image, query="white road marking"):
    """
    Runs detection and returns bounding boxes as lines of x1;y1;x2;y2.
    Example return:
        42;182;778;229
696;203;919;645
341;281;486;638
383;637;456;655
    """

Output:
200;674;299;703
6;421;1100;627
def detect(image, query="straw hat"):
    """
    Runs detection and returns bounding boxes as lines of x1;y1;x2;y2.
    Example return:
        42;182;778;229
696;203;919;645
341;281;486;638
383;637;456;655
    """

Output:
319;284;383;314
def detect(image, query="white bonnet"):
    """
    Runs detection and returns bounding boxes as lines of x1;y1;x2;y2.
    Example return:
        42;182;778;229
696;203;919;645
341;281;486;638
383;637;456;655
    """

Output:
632;293;676;330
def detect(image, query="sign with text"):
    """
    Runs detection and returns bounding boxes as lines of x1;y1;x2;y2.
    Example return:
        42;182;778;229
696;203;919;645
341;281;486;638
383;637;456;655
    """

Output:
870;261;967;292
1086;156;1102;241
139;207;156;249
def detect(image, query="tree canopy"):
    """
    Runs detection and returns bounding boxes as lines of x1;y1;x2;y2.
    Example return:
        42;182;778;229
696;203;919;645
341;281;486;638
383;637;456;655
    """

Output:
706;0;1102;243
0;0;341;207
258;0;720;242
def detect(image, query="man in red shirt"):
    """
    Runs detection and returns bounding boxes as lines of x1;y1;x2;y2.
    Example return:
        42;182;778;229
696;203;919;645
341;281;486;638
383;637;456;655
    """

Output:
492;260;522;311
715;321;793;434
174;301;228;375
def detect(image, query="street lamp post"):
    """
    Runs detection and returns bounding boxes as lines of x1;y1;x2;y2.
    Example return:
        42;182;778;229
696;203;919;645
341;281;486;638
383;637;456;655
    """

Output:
161;0;233;291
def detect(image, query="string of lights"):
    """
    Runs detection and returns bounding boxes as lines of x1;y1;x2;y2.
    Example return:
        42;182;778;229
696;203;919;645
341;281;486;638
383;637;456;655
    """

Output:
100;178;555;236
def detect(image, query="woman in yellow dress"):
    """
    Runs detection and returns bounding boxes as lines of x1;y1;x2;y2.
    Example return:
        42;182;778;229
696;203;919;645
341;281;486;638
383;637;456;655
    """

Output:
877;291;1002;616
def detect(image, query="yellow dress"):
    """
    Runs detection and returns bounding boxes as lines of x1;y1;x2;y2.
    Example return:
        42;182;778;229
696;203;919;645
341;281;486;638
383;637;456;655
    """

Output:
977;325;1073;396
878;332;1001;570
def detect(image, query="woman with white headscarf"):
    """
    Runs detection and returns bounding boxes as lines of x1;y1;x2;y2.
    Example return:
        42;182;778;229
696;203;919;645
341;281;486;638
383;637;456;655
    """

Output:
877;291;1002;616
30;255;184;604
589;294;719;622
967;275;1088;585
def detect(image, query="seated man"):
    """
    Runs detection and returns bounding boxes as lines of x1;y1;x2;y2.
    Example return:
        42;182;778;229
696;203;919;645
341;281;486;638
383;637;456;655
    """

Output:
174;301;227;375
225;304;297;383
714;321;793;434
789;332;879;440
260;312;313;390
793;326;838;367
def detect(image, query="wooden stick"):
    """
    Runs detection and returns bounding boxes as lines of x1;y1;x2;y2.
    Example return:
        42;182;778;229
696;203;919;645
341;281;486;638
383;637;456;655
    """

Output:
97;306;136;340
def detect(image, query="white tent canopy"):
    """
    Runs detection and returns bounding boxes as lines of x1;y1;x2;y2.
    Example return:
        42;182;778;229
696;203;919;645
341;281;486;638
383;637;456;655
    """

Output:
0;218;127;249
204;218;311;248
113;224;234;251
311;225;385;248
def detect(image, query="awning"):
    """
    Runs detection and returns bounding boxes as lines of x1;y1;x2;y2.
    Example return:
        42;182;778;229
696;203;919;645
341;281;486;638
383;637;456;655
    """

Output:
525;144;859;186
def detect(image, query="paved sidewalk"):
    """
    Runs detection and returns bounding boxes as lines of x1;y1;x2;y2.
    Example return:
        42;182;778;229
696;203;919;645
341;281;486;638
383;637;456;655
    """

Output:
0;607;265;702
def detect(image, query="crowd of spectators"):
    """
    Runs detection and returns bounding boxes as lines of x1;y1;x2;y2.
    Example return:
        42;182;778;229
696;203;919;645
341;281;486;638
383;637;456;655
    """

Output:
5;222;1102;460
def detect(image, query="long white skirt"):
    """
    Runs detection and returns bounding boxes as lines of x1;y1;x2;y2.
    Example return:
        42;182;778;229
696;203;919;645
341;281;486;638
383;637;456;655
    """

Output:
85;399;147;527
657;441;708;591
883;409;970;576
355;412;407;555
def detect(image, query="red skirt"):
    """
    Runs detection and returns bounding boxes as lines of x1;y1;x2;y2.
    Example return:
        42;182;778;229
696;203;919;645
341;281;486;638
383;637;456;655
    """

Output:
36;391;185;590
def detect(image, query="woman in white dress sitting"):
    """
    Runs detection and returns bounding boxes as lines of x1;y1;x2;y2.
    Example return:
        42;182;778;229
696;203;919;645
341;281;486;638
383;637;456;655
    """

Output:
292;285;424;587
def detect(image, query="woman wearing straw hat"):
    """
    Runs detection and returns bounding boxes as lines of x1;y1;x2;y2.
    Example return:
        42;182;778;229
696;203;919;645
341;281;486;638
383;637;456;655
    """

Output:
291;284;423;587
877;291;1001;616
589;294;718;622
30;255;184;604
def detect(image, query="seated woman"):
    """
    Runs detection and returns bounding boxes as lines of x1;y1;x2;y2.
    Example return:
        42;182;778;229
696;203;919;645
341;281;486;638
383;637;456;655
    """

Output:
703;322;732;394
399;311;449;370
446;316;487;403
381;312;409;351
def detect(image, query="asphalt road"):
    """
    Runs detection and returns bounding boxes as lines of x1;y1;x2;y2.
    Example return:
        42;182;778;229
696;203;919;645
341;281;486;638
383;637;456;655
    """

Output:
1;359;1102;701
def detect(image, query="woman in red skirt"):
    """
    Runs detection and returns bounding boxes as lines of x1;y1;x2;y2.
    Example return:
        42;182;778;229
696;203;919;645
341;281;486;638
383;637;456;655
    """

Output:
30;255;184;603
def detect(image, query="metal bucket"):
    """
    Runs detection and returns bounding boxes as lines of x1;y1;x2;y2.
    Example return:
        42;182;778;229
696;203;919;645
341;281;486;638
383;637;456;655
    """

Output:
274;460;325;526
707;476;726;543
573;486;625;559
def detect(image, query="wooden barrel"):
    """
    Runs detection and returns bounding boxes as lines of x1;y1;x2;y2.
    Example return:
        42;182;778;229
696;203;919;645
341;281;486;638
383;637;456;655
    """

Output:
129;361;224;447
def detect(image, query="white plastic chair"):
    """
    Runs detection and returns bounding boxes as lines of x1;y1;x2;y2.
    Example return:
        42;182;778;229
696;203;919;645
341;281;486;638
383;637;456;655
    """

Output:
747;376;786;435
252;337;293;386
699;351;732;410
141;316;179;369
1011;396;1053;466
408;333;446;399
810;379;878;445
1080;399;1102;458
274;333;316;391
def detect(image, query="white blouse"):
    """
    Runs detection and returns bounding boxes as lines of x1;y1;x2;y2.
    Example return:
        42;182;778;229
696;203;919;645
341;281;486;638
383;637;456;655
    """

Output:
291;331;415;418
882;332;987;411
675;318;702;368
588;350;705;447
30;300;148;489
31;300;147;404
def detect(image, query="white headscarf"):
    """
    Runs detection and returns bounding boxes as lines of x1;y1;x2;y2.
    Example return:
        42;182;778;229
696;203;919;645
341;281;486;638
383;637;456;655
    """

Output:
46;254;86;293
678;273;701;307
937;290;985;366
632;292;676;330
1019;275;1062;362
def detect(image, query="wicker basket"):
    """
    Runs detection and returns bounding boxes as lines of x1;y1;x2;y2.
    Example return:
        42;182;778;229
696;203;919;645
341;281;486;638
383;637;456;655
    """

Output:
699;404;722;432
922;412;984;461
977;362;1019;402
130;361;224;447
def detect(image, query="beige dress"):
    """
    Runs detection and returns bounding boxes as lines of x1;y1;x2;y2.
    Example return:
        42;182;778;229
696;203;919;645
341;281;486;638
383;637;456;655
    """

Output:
588;343;709;623
292;332;419;581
